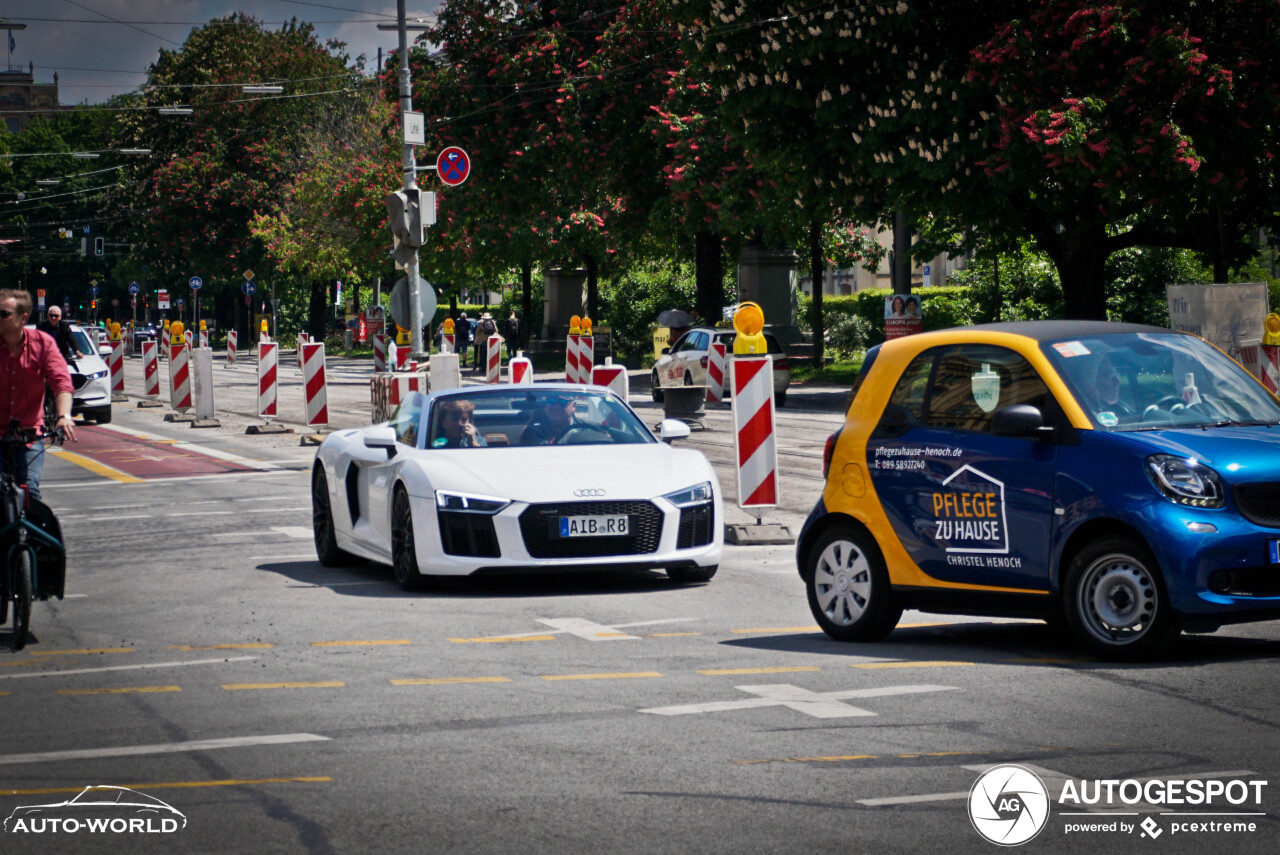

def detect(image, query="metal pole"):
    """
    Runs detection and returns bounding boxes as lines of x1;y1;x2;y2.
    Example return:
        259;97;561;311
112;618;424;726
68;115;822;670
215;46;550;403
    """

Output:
396;0;423;357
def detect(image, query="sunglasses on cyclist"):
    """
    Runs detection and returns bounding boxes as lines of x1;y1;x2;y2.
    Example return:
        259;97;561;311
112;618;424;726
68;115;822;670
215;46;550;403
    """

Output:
0;310;16;319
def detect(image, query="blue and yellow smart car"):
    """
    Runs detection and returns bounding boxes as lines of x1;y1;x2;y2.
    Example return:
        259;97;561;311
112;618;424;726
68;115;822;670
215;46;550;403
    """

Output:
797;321;1280;659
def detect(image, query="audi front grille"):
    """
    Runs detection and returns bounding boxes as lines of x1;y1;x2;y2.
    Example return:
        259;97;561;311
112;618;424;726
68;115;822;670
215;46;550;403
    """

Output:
519;500;663;559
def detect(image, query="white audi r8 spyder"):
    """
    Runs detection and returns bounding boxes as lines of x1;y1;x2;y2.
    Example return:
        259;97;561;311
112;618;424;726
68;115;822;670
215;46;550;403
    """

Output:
311;384;723;589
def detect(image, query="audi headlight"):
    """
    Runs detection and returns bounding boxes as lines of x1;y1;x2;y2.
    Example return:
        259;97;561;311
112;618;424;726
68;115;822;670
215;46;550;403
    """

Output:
434;490;509;514
1146;455;1224;508
662;481;714;508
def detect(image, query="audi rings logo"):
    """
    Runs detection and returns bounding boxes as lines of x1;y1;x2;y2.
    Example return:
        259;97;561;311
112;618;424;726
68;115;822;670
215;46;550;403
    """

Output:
573;489;606;497
968;765;1050;846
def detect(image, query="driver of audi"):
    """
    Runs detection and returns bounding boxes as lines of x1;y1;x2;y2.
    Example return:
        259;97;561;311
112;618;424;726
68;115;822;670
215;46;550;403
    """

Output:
0;289;77;499
520;394;579;445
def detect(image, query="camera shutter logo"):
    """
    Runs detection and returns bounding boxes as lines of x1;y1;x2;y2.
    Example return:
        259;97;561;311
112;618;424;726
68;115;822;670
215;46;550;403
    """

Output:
968;764;1050;846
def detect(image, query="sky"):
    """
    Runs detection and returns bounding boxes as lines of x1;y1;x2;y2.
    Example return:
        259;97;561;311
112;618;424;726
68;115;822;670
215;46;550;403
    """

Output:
3;1;442;105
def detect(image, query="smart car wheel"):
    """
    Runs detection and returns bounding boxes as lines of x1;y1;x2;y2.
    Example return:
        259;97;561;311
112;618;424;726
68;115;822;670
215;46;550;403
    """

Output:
312;465;361;567
666;565;717;584
804;523;900;641
651;371;664;403
391;487;428;592
1064;536;1179;660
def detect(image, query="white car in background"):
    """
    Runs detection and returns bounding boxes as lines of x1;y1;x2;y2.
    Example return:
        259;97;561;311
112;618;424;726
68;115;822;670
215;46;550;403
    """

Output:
311;385;723;589
63;324;112;424
652;327;792;406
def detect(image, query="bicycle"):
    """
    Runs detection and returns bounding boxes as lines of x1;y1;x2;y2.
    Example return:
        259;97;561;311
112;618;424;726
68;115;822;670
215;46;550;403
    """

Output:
0;421;67;651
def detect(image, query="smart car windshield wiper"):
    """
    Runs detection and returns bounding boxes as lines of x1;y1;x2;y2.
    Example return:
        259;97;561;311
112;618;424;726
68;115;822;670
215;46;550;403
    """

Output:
1200;419;1280;429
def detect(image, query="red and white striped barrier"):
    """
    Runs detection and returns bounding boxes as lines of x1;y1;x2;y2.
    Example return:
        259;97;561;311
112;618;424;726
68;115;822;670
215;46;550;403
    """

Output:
142;341;160;399
302;341;328;427
707;341;727;403
486;334;502;384
107;340;125;397
199;329;209;349
123;328;133;357
258;342;278;420
730;355;778;509
441;333;455;354
184;330;193;348
372;333;388;372
565;334;581;383
577;335;594;383
394;341;411;371
508;354;533;384
169;343;192;412
591;361;628;401
297;332;309;369
226;330;237;365
371;372;426;423
1262;345;1280;394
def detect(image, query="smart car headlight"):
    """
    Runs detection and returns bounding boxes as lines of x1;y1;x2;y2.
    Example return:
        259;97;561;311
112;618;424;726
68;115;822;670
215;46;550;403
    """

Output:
1146;455;1224;508
662;481;713;508
434;490;509;514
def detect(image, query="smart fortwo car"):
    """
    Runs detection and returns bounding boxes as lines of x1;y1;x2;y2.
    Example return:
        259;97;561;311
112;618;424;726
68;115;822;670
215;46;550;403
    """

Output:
312;384;723;588
798;321;1280;659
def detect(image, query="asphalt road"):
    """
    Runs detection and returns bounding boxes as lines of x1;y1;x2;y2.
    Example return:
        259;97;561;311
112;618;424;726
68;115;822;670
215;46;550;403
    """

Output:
1;350;1277;854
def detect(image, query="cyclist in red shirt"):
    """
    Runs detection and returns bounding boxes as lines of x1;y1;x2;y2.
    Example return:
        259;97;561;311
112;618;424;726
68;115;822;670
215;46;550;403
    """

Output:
0;289;77;499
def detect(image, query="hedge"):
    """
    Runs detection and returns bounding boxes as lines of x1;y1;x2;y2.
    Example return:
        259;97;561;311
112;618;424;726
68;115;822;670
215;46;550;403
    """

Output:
799;286;982;347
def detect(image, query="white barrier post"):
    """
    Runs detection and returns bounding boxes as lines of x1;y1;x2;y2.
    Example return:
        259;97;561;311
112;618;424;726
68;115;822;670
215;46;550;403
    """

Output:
430;352;460;392
508;351;533;384
707;341;727;404
190;346;219;426
730;355;778;520
486;334;502;384
590;358;629;401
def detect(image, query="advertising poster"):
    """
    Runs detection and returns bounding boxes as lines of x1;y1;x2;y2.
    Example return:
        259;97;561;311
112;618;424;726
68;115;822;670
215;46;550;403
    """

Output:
885;293;924;339
1166;282;1268;364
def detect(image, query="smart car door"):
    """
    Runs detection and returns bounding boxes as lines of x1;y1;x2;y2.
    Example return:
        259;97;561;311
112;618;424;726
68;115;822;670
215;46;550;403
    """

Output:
866;345;1060;590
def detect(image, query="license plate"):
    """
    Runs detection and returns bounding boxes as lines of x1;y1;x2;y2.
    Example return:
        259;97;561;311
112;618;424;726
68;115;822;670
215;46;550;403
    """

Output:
1270;540;1280;564
559;515;628;537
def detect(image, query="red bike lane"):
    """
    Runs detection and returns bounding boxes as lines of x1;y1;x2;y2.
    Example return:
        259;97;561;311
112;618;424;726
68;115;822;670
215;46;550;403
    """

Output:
52;425;260;481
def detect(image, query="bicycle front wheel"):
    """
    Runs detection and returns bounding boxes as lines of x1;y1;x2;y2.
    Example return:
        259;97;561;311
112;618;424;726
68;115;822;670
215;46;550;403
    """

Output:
12;550;31;651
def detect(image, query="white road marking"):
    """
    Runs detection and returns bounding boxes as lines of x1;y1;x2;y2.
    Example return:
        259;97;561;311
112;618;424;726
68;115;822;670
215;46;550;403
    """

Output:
0;656;259;681
166;511;237;517
62;514;152;523
469;617;695;642
271;526;313;539
641;683;957;719
0;733;329;766
92;423;281;470
537;618;639;641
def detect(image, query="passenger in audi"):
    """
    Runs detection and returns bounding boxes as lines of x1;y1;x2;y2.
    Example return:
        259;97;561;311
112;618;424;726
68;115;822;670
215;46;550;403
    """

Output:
435;398;487;448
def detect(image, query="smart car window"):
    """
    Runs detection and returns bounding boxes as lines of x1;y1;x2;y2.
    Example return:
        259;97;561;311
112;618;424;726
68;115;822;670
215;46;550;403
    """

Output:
926;346;1048;433
886;352;934;423
1045;333;1280;430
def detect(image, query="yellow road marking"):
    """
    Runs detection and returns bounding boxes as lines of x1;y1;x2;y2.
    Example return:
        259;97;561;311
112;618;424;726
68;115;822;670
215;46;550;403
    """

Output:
852;661;975;669
391;677;511;686
1;660;55;668
650;632;701;637
311;640;411;647
1005;657;1091;665
449;635;555;643
29;648;132;657
58;686;181;696
0;692;8;697
169;644;275;651
698;666;821;676
729;626;819;634
222;682;344;691
595;632;628;638
47;449;144;483
539;672;662;681
735;754;879;765
0;777;332;797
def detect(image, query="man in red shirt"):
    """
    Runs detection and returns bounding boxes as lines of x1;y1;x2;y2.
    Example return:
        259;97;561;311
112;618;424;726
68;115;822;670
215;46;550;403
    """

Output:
0;289;76;499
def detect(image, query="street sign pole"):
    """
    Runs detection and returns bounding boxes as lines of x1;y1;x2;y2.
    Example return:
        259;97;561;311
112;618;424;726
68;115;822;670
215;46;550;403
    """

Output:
395;0;425;358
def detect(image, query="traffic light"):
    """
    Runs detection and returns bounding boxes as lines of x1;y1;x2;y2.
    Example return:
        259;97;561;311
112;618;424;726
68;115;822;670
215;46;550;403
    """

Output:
94;237;104;256
385;188;423;265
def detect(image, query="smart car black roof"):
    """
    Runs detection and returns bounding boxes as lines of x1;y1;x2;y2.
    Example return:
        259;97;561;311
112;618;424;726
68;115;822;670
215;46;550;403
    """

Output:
957;320;1173;341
